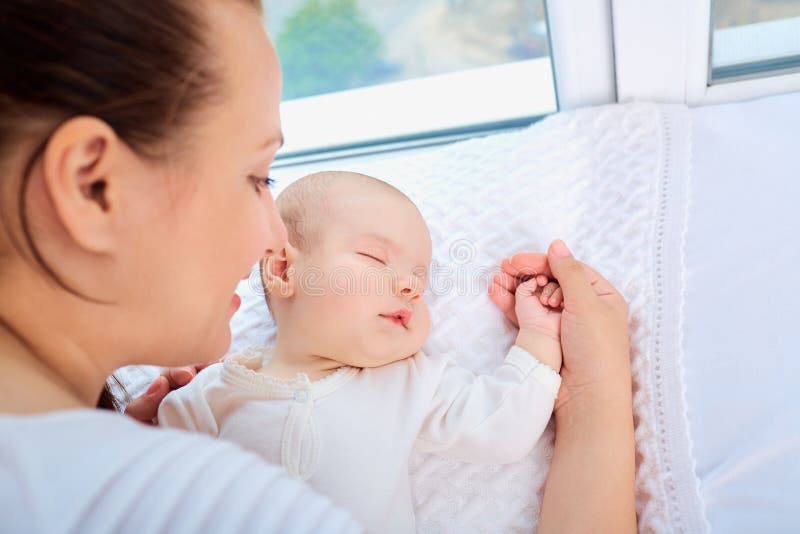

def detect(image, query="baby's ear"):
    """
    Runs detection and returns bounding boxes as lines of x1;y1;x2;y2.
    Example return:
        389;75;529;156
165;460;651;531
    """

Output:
261;244;298;299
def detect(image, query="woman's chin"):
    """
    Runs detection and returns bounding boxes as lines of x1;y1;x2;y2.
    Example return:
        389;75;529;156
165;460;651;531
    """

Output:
187;325;232;367
213;328;233;360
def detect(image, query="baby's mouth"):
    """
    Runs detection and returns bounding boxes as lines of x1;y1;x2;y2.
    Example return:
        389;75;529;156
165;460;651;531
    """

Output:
379;309;411;329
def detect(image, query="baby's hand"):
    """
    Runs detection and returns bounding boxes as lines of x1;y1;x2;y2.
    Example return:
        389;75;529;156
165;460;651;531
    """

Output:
515;275;563;333
514;276;564;372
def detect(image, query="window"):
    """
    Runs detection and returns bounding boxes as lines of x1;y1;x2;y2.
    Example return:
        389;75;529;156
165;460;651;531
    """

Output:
711;1;800;82
262;0;555;161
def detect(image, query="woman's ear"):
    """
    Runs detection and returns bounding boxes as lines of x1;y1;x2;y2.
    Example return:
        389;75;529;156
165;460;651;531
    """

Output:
261;243;298;299
40;116;120;253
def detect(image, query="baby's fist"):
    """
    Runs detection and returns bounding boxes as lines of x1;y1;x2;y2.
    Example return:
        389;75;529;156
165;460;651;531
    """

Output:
515;276;563;337
513;276;564;372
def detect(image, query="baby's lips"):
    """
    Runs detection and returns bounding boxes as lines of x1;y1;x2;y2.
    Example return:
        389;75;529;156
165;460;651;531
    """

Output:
381;308;412;328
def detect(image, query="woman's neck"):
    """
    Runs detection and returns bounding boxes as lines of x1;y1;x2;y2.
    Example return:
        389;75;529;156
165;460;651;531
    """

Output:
0;321;89;414
0;263;118;413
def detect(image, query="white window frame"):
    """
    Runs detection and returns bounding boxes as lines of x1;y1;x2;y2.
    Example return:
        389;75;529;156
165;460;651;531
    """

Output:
275;0;620;161
278;59;556;160
711;16;800;87
545;0;616;110
612;0;800;106
275;0;800;164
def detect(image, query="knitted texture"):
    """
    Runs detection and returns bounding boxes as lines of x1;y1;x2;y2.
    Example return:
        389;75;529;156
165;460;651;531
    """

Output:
126;102;706;533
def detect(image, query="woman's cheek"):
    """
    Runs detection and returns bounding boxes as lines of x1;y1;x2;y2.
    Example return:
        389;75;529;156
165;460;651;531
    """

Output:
241;199;272;264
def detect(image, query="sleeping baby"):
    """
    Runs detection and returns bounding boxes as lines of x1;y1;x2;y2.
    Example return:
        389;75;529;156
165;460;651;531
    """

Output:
159;170;565;533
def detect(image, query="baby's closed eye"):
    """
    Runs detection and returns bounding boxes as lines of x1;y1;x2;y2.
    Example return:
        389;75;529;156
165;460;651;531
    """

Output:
357;252;387;266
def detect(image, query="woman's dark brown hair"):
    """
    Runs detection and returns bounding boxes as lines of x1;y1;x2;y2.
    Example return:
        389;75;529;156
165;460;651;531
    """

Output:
0;0;261;410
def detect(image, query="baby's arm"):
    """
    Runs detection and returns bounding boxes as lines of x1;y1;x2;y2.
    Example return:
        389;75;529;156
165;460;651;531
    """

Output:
157;363;221;436
414;346;561;464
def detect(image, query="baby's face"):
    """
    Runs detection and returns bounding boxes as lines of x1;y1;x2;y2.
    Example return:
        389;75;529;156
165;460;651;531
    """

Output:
290;186;432;368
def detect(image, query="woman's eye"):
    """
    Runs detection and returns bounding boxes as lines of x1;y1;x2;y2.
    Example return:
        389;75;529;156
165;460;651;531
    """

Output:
250;175;276;193
358;252;386;265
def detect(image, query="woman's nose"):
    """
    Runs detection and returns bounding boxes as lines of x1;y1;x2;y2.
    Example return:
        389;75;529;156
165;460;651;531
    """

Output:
262;193;288;252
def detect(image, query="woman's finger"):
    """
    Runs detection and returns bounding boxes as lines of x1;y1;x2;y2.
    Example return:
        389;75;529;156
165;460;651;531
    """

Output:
504;252;552;279
124;375;169;424
507;245;619;301
162;366;197;389
491;271;520;293
571;258;620;299
546;240;596;309
488;277;519;326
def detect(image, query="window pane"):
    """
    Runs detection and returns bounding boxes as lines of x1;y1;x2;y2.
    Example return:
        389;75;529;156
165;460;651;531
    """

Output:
261;0;555;156
711;1;800;82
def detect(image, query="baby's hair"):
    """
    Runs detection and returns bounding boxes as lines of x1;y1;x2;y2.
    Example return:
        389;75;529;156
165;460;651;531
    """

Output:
276;170;415;252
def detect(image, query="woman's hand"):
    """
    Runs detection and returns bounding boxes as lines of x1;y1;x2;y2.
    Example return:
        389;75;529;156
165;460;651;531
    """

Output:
124;364;213;425
490;240;630;412
491;239;635;533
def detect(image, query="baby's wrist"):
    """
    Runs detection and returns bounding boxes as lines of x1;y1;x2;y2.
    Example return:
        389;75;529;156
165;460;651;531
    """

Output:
515;329;562;373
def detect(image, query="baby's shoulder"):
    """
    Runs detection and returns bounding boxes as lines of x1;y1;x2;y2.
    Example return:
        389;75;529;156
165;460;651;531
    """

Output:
364;350;450;383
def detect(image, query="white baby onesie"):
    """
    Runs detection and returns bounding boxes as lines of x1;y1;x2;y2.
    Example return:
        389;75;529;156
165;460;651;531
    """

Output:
159;345;560;533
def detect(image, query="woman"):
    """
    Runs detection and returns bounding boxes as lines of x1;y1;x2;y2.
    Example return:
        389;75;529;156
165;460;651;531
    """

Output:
0;1;635;532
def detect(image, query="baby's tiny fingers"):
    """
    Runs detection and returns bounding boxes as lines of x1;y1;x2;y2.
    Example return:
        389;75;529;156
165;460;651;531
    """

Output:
536;274;549;286
549;287;563;307
539;281;559;303
541;281;559;298
518;278;540;296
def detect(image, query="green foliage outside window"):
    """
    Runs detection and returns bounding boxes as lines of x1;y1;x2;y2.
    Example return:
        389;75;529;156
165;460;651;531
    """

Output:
276;0;388;100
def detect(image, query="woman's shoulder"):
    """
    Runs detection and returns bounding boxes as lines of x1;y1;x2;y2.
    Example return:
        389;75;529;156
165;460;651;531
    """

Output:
0;409;361;533
0;408;216;459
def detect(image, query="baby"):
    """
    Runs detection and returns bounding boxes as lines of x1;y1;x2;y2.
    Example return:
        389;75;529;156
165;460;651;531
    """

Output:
159;171;565;533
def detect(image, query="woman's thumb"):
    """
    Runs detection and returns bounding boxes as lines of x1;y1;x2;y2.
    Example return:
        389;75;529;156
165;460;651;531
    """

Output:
547;239;593;308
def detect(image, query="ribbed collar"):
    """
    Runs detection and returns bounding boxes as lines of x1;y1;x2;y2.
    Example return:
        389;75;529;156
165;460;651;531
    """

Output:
221;346;360;399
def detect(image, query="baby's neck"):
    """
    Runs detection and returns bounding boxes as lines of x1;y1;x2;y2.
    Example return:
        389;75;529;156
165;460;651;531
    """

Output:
259;341;349;382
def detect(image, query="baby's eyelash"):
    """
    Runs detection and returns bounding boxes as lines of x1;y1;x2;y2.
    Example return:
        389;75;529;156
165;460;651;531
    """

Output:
358;252;386;265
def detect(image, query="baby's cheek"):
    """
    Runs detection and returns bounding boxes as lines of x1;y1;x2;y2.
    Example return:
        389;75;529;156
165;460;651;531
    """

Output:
415;303;432;344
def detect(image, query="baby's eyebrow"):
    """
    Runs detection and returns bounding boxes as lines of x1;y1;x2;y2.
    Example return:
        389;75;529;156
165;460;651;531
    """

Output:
360;232;394;246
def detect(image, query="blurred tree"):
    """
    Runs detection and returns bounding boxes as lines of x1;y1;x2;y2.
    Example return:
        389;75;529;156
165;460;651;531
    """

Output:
276;0;386;99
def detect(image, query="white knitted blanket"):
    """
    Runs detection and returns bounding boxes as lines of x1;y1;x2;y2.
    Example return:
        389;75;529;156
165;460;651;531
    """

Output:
119;103;706;532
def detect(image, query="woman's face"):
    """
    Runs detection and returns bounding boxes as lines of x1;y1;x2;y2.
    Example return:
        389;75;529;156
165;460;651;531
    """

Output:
112;3;287;366
0;2;285;372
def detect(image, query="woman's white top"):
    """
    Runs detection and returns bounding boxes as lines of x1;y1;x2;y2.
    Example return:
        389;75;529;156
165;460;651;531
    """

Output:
158;345;561;533
0;409;361;533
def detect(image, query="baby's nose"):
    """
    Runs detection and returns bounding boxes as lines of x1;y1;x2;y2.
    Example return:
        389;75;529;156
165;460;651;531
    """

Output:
395;276;423;300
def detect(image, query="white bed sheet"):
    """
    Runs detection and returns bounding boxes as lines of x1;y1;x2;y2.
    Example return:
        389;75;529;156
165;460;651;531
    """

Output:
684;91;800;532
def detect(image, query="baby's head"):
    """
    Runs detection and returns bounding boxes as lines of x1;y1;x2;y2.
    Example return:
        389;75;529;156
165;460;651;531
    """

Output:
262;171;432;368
